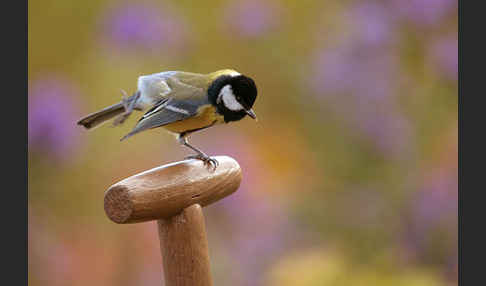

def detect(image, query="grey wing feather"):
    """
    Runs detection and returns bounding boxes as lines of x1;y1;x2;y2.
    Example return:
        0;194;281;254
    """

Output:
120;97;208;141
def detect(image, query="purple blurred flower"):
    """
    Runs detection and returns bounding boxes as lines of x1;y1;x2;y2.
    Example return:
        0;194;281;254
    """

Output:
100;2;188;53
345;2;397;48
332;187;387;230
28;77;82;160
311;48;354;95
401;171;458;265
310;2;414;157
311;45;412;157
311;2;397;97
354;108;412;157
427;34;458;81
220;191;292;286
312;47;397;100
413;174;457;230
390;0;457;26
224;0;281;38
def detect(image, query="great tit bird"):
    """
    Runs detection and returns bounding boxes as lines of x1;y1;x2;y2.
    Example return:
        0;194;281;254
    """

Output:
77;69;258;168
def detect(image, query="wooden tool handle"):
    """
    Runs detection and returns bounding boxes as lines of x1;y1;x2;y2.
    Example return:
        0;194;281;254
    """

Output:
104;156;242;223
158;204;213;286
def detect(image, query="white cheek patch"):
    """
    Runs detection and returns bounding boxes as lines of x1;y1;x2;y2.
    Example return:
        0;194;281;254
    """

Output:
219;85;244;111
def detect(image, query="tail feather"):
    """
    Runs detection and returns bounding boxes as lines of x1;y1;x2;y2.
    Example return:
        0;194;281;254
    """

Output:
77;92;142;129
77;102;125;129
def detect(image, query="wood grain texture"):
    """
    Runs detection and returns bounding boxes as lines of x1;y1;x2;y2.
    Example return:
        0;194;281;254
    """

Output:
158;204;213;286
104;156;241;224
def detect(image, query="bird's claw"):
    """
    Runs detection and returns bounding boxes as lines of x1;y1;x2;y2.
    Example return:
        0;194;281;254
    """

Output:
113;112;131;126
113;90;134;126
120;89;131;110
185;154;219;170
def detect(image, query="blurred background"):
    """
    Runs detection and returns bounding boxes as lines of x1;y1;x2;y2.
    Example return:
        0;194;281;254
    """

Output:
28;0;457;285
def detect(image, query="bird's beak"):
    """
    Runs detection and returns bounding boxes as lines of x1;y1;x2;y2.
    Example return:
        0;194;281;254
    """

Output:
245;108;257;120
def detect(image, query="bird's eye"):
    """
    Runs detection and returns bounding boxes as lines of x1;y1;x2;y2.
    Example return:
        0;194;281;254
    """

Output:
236;96;241;100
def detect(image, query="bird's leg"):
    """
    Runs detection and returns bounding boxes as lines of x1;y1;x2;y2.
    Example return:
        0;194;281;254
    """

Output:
178;136;219;170
113;90;141;126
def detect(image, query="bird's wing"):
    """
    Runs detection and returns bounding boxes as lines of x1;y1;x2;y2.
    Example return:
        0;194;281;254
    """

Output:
121;79;208;140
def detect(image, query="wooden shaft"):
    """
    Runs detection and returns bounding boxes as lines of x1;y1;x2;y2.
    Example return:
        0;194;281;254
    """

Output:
103;156;241;286
104;156;242;223
158;204;213;286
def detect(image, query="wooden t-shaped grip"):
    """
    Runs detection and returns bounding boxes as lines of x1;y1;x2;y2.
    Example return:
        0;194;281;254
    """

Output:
104;156;242;224
103;156;242;286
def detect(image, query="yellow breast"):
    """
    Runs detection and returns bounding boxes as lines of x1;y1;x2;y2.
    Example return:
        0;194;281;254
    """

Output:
163;105;224;134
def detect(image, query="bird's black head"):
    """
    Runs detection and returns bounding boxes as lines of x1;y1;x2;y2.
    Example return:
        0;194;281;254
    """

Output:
208;74;258;123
